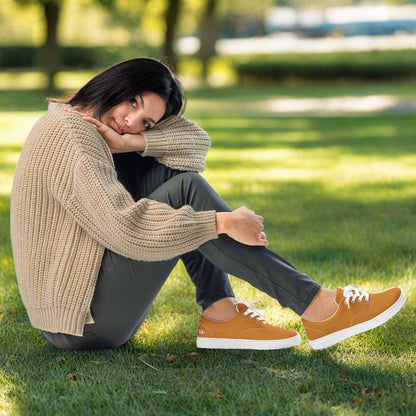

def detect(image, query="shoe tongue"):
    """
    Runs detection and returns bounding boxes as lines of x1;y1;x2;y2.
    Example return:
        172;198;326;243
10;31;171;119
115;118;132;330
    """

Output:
235;302;249;314
335;288;344;304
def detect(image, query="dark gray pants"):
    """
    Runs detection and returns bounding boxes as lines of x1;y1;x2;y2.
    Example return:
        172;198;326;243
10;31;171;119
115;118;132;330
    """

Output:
42;153;320;350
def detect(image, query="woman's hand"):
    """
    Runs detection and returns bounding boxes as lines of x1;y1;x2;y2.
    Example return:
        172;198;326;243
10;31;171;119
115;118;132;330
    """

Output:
216;207;268;246
63;107;145;153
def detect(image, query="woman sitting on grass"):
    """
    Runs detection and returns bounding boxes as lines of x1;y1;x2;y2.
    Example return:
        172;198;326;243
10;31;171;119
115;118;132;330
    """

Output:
10;58;406;351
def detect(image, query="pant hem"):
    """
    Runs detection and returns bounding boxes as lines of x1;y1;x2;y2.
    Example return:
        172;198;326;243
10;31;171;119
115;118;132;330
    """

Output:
199;290;235;311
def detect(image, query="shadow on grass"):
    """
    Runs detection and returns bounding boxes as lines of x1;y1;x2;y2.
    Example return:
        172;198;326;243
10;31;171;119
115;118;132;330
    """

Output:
202;115;415;157
1;87;415;414
208;178;416;273
186;81;416;101
0;299;414;416
0;176;415;414
0;90;51;112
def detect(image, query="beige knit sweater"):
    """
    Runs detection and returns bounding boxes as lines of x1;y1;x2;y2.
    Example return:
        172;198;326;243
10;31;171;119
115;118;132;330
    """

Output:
10;103;218;336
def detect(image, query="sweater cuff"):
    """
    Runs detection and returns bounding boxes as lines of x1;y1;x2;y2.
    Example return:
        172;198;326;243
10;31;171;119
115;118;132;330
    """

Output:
192;210;219;243
140;128;168;158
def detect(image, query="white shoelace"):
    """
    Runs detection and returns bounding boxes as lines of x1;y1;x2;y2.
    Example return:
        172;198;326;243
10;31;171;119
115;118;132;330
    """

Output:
343;285;369;308
236;299;267;325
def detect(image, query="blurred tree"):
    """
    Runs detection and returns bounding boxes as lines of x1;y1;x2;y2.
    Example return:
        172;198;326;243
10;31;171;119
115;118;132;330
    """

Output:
198;0;218;80
96;0;182;70
218;0;274;38
162;0;182;70
15;0;63;93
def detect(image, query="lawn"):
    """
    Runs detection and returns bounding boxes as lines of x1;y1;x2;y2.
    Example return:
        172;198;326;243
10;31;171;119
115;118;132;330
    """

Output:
0;76;415;415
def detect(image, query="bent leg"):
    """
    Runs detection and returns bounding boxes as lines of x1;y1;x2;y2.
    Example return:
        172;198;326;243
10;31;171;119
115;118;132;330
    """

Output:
113;152;235;310
147;172;321;316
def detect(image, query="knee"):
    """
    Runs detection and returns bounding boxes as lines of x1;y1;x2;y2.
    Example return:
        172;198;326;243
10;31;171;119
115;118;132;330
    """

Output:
177;172;208;193
178;171;202;184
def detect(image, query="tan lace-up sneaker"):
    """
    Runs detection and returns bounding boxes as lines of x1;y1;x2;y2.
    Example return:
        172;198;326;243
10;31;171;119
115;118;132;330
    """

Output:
196;299;301;350
302;285;406;350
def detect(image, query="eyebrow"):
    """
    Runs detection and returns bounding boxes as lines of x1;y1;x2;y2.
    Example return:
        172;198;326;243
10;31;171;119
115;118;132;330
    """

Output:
138;94;156;125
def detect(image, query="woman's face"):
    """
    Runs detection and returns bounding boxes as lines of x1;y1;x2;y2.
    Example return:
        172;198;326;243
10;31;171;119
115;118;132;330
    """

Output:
101;92;166;134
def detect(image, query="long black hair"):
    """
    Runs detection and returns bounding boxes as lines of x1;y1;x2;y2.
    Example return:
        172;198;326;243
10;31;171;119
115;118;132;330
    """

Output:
67;58;186;121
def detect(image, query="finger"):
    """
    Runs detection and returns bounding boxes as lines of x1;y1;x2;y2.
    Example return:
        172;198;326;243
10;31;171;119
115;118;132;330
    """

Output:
64;107;87;117
258;232;268;246
259;232;267;240
83;116;102;128
257;215;263;222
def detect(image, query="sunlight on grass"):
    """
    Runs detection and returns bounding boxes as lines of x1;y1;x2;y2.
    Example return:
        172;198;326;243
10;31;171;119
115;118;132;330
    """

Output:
0;71;95;92
0;82;415;415
0;112;43;142
0;72;47;90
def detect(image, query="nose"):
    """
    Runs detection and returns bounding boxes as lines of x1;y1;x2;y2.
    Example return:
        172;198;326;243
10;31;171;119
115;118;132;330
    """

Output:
124;111;141;132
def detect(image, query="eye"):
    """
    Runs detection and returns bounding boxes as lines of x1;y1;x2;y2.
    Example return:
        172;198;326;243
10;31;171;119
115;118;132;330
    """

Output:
143;120;151;130
129;98;137;108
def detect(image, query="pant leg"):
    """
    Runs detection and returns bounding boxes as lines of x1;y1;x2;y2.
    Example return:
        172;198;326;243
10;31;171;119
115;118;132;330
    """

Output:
42;250;179;350
181;250;234;310
146;172;321;316
113;152;235;309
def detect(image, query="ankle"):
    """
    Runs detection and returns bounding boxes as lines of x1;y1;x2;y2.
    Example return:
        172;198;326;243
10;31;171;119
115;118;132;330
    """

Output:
301;288;338;322
203;297;237;321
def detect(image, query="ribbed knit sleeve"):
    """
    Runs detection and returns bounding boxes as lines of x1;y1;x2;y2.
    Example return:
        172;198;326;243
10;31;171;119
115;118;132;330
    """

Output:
140;116;210;172
66;153;218;261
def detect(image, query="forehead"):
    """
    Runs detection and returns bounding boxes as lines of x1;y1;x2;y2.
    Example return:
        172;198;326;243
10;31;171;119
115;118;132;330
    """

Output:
139;92;166;117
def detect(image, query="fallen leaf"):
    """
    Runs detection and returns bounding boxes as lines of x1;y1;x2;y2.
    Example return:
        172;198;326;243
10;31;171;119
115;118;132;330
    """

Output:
363;386;376;394
184;352;198;358
67;372;77;381
59;357;66;364
211;391;224;400
166;355;176;363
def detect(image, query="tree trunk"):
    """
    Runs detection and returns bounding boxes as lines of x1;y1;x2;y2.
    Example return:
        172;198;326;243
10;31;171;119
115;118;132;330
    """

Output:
163;0;181;71
199;0;218;81
42;0;61;93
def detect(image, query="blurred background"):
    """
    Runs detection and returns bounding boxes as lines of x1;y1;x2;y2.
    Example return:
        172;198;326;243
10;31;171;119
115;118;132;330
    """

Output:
1;4;416;413
1;0;415;93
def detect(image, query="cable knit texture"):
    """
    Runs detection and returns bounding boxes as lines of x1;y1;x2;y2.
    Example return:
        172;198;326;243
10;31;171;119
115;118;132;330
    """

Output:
141;116;210;172
10;103;218;336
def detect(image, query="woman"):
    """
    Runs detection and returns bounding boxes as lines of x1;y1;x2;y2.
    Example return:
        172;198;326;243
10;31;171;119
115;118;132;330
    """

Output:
10;58;405;351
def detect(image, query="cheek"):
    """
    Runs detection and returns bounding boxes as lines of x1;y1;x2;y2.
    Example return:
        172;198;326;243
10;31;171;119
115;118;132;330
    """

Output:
103;103;125;122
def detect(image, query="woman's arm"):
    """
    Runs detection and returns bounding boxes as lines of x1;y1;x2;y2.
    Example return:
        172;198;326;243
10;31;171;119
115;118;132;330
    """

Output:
65;108;210;172
63;109;267;248
140;116;210;172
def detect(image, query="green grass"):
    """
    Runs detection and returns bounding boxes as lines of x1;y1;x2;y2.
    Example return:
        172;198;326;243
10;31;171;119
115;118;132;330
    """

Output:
0;76;415;415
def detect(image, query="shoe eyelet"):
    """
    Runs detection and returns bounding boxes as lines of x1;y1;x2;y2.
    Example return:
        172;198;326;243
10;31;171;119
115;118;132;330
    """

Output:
351;300;355;303
344;301;348;305
358;299;362;302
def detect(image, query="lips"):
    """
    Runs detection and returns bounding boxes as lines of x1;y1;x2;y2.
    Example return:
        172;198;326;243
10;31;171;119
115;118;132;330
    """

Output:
113;120;124;135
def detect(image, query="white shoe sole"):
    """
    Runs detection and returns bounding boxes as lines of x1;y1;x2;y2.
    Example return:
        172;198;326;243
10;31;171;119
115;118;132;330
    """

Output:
197;333;301;350
309;288;406;350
